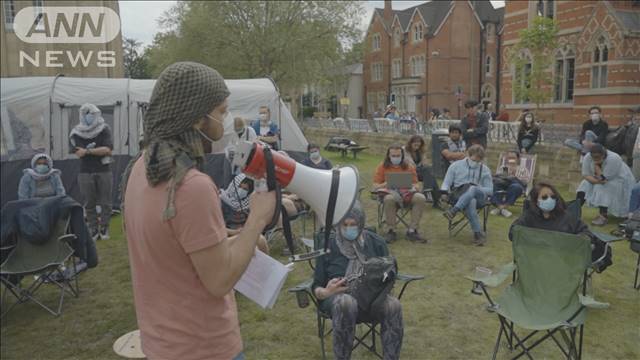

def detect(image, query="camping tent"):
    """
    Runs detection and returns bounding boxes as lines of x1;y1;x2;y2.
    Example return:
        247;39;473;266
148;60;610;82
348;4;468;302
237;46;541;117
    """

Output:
0;76;308;206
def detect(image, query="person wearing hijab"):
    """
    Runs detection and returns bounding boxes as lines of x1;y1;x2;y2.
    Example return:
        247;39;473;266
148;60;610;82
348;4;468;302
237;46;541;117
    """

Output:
69;103;114;240
312;201;403;360
18;153;66;200
121;62;276;360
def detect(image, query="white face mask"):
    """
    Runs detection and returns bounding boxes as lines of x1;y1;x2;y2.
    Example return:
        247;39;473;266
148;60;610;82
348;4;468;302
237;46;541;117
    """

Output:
590;113;600;123
236;188;249;199
525;116;533;124
259;113;268;122
309;151;321;161
390;156;402;165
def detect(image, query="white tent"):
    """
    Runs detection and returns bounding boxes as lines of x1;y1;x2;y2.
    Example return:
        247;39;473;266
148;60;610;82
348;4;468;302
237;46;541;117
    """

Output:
0;76;307;162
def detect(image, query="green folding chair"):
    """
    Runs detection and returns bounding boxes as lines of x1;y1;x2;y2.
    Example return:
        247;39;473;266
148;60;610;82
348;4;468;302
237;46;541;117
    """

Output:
466;225;608;360
289;229;424;359
1;216;80;319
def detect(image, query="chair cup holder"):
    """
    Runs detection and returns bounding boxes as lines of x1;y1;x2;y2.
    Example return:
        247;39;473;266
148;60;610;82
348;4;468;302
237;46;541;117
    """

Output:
296;291;310;308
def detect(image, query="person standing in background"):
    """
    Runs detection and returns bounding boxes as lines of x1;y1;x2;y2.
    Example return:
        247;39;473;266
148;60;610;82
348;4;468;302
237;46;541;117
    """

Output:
70;103;113;241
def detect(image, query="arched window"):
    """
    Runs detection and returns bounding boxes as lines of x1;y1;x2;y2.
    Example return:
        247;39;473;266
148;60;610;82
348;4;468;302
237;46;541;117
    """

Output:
372;33;381;51
393;28;401;47
413;23;423;42
513;52;532;104
553;48;575;102
591;36;608;89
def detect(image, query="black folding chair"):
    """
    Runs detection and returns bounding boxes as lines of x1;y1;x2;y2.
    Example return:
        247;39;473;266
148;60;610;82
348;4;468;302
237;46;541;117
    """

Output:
371;190;429;233
446;200;489;237
289;229;423;359
1;216;81;318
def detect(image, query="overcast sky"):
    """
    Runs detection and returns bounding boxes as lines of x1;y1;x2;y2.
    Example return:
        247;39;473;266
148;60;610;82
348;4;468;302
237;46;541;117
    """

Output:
119;1;506;47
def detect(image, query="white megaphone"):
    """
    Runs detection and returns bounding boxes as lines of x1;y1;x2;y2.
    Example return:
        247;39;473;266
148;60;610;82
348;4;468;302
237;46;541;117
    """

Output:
231;141;359;227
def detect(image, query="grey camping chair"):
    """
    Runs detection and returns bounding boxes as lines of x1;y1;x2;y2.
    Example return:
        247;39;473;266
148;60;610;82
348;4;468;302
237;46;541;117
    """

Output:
1;215;80;318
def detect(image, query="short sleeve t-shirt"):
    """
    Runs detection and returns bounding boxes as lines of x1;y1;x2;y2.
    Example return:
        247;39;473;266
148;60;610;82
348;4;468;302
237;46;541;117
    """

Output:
124;157;241;360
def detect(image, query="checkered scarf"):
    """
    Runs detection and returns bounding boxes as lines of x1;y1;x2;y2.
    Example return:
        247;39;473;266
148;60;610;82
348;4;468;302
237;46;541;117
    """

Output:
121;62;230;220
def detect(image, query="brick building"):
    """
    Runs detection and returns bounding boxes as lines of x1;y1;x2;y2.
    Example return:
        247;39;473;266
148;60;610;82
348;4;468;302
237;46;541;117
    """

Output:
500;0;640;126
362;0;503;120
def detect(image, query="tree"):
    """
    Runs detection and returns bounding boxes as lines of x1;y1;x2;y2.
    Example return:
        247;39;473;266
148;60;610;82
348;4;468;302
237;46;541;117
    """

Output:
509;17;558;120
123;37;151;79
145;1;363;95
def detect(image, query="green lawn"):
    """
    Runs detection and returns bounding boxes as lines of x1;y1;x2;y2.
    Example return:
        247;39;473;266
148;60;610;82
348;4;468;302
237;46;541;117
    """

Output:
1;150;639;360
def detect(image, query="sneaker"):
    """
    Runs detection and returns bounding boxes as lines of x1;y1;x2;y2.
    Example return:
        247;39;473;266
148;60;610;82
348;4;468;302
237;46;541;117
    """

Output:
99;228;110;240
473;232;487;246
490;208;501;216
406;230;427;244
385;230;397;244
442;208;457;222
91;229;100;241
500;209;513;218
591;215;608;226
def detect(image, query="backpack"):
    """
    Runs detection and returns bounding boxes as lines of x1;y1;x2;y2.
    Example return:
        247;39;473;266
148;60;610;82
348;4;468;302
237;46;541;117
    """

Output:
347;255;398;316
605;125;627;155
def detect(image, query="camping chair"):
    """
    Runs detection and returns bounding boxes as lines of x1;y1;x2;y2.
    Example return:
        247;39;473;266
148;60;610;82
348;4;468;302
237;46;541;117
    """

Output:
493;152;537;210
446;196;490;237
466;225;609;360
1;215;80;318
289;229;424;359
371;190;429;233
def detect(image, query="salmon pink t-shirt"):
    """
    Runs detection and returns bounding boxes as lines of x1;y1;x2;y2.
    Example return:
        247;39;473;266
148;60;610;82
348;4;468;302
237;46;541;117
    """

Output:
124;157;242;360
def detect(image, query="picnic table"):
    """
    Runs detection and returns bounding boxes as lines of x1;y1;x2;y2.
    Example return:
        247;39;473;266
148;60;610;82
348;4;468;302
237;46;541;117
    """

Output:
325;143;368;159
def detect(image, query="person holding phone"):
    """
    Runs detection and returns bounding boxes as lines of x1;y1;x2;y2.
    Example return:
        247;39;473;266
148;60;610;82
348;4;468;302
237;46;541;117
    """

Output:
312;202;403;360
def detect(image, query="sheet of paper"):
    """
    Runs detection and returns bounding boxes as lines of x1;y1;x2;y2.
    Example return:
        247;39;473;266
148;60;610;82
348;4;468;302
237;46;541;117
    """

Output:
234;250;292;309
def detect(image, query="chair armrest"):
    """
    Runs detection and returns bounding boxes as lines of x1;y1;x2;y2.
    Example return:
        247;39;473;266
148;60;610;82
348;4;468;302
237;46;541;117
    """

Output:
58;234;77;244
591;231;624;243
465;262;515;288
288;278;314;294
396;273;424;300
579;294;609;309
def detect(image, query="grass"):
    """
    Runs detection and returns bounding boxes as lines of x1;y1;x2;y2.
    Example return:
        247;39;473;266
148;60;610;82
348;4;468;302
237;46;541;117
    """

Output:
1;150;639;360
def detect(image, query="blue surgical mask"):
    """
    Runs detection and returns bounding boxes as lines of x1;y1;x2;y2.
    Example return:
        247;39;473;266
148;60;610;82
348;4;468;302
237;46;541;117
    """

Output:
538;197;557;212
236;188;249;199
390;156;402;165
342;226;360;241
309;151;321;161
83;113;96;126
35;164;49;174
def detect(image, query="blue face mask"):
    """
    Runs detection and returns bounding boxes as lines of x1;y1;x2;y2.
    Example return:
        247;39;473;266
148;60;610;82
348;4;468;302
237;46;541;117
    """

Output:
342;226;360;241
236;188;249;199
538;197;557;212
83;113;96;126
35;164;49;174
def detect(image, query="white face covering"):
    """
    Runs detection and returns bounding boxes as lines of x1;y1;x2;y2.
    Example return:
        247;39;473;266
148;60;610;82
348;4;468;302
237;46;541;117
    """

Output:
525;115;533;124
590;113;600;123
390;156;402;165
236;188;249;199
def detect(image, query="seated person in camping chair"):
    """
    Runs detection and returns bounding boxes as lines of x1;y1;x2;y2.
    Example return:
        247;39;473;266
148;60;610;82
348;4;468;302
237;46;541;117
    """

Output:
219;174;269;254
18;153;66;200
313;201;403;360
373;144;427;244
441;145;493;246
490;151;526;218
509;181;612;272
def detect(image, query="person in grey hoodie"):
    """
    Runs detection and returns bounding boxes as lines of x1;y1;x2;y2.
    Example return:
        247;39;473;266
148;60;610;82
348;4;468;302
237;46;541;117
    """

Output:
18;153;66;200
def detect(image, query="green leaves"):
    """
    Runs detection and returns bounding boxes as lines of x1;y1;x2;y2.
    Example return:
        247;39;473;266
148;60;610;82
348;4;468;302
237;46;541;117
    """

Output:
145;1;364;95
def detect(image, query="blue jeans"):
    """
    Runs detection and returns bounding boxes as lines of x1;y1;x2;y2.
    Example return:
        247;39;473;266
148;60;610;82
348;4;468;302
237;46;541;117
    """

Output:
233;352;245;360
491;182;524;206
564;130;598;153
453;186;487;233
630;183;640;214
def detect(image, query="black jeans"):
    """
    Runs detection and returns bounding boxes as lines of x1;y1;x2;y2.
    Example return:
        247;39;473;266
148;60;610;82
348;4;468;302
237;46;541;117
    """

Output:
416;165;440;205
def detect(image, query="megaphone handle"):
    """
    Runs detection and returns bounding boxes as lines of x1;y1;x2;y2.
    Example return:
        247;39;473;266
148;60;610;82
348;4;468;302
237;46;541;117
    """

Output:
262;147;282;232
323;169;341;253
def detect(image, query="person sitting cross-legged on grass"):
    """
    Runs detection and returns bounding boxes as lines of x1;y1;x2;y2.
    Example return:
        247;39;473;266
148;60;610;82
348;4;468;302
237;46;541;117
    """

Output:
440;145;493;246
313;201;403;360
490;151;525;218
373;144;427;244
576;144;635;226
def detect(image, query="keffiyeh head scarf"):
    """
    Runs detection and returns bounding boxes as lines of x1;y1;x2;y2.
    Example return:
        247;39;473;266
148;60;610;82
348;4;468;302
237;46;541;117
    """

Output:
70;103;106;140
335;201;367;280
24;153;60;180
121;62;230;220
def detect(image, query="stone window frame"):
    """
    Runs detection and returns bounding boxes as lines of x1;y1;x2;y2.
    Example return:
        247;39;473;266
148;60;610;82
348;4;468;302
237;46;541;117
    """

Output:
553;47;576;103
371;62;384;82
512;50;532;104
372;33;381;51
413;23;423;43
485;55;493;76
393;27;402;48
392;58;402;79
410;55;425;77
591;35;610;89
529;0;556;25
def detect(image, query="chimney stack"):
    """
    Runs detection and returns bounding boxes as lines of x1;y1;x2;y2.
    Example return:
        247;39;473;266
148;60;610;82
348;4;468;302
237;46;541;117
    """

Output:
383;0;393;23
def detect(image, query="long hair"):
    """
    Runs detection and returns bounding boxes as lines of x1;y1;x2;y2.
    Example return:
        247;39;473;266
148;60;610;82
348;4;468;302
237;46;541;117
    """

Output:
383;144;408;169
528;180;567;218
405;135;425;159
518;112;538;134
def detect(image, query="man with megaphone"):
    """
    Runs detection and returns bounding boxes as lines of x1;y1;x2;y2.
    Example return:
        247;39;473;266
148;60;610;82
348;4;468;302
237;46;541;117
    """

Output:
121;62;276;360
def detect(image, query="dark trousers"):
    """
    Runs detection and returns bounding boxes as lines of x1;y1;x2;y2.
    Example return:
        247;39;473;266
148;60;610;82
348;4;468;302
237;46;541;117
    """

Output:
491;182;525;206
78;172;112;232
416;165;440;203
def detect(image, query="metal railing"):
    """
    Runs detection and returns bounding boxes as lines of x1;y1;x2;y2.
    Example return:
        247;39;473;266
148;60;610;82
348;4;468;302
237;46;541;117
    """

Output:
302;117;581;146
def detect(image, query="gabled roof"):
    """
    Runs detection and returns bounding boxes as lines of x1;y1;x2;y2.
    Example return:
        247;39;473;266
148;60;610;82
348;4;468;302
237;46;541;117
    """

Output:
372;0;503;36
